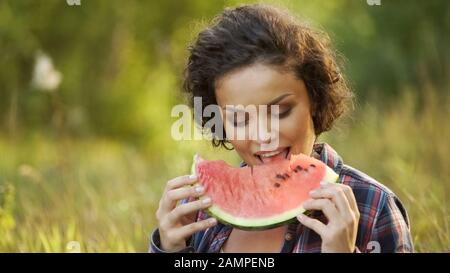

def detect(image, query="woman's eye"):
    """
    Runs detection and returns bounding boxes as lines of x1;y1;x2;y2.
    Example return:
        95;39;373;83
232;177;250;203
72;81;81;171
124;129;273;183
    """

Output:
233;120;248;127
229;107;291;127
231;112;249;127
272;107;292;119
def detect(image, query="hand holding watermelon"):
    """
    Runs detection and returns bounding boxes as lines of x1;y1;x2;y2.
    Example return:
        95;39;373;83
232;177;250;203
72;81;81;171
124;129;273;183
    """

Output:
297;182;360;253
155;174;218;252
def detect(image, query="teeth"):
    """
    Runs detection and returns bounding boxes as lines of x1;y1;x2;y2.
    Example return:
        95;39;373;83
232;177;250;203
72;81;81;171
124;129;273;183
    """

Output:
259;150;282;158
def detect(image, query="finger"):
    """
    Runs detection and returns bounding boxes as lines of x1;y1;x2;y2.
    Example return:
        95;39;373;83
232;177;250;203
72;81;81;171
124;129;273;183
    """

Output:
338;184;359;214
167;197;212;225
162;184;205;213
297;214;326;236
319;182;359;215
309;186;352;215
165;174;198;193
175;218;218;240
302;198;339;223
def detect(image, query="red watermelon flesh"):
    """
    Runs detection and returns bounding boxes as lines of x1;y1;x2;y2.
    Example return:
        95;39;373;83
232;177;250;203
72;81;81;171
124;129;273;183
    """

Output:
193;153;339;230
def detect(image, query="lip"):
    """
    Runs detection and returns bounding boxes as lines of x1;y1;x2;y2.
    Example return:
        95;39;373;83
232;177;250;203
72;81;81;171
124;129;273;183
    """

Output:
254;147;291;163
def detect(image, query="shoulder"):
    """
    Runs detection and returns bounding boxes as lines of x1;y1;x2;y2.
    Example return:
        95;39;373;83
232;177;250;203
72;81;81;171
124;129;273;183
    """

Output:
339;164;408;222
340;164;395;200
314;142;409;224
338;164;413;252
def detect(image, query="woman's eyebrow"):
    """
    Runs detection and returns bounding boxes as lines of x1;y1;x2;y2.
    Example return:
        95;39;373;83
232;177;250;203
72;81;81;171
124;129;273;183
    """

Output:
223;93;294;111
266;93;294;106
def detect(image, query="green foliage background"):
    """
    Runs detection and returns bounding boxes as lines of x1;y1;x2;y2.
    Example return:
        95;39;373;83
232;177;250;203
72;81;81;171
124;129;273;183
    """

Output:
0;0;449;252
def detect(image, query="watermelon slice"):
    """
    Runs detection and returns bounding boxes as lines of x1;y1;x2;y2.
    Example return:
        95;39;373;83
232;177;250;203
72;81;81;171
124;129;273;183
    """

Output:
191;153;339;230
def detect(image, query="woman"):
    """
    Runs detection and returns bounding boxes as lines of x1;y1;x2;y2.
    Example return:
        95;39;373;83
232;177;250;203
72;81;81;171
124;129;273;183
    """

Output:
150;4;413;253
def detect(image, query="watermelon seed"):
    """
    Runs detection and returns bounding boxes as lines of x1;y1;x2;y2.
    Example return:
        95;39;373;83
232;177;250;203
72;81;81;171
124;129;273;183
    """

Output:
310;164;316;168
295;166;303;172
276;174;285;180
283;173;290;179
274;183;281;188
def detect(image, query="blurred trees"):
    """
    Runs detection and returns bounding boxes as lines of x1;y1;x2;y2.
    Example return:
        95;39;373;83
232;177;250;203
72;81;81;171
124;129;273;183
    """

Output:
0;0;449;144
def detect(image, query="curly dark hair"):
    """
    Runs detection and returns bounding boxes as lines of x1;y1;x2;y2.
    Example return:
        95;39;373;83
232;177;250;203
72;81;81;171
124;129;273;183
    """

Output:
183;4;353;149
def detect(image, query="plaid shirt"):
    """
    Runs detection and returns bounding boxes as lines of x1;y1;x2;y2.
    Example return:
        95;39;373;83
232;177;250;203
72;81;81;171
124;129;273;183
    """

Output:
150;143;413;253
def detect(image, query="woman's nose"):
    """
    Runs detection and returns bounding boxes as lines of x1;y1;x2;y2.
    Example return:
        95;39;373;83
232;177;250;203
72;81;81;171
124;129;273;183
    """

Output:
252;127;272;144
250;119;278;145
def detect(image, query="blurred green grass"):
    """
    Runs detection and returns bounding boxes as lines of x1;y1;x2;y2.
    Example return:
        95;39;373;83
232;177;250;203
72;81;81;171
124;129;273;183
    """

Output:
0;124;240;252
0;88;448;252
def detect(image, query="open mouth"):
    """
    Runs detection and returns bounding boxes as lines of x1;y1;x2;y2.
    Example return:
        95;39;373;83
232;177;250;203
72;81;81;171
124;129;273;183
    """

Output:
254;147;291;164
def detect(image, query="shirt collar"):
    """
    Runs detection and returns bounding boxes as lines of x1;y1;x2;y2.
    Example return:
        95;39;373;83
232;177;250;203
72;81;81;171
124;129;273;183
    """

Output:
312;142;344;175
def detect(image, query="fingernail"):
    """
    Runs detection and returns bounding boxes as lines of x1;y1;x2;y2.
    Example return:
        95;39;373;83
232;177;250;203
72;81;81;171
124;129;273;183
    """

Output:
309;190;317;195
195;186;204;193
320;181;328;187
202;197;211;204
297;214;304;221
189;174;197;180
209;218;217;225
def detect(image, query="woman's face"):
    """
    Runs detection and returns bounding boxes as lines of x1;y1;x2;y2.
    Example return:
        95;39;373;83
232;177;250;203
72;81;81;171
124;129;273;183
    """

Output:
215;63;316;167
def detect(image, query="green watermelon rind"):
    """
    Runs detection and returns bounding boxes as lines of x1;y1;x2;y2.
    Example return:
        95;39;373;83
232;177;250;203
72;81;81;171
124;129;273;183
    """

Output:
191;154;339;230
